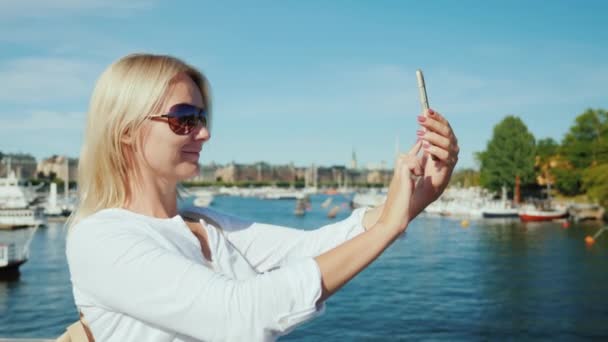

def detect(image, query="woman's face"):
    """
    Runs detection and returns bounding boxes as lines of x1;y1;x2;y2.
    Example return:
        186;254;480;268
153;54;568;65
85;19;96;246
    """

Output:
137;73;210;182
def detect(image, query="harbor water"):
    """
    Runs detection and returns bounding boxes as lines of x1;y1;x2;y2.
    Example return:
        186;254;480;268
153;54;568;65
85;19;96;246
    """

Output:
1;194;608;340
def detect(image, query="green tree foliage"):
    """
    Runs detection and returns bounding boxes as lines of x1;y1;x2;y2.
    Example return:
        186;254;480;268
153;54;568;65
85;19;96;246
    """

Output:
552;168;581;196
560;108;607;167
582;164;608;208
449;168;480;187
555;109;608;195
478;116;536;193
536;138;558;164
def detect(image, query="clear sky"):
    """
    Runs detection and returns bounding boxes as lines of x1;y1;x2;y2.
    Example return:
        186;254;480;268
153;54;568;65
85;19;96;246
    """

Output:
0;0;606;169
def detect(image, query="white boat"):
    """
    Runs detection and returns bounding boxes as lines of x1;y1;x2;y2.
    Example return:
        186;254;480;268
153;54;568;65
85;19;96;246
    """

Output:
0;226;37;274
190;188;214;207
44;182;75;217
423;186;492;218
482;186;519;218
260;188;304;200
351;189;386;208
0;170;46;227
0;165;43;275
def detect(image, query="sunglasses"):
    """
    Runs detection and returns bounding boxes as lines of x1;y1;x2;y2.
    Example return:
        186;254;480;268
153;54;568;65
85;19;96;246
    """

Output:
148;103;209;135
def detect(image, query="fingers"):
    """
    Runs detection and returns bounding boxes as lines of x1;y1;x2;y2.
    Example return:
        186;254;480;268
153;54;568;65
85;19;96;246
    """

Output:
416;108;459;163
407;157;423;176
423;143;450;162
396;148;423;178
417;130;450;150
407;139;423;156
417;113;451;138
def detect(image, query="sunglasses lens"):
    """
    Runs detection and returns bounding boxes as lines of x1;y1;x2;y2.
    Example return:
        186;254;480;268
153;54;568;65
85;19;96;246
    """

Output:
166;104;208;135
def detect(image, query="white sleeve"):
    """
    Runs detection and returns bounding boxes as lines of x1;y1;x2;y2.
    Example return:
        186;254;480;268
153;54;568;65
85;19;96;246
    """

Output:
67;218;325;341
217;207;370;272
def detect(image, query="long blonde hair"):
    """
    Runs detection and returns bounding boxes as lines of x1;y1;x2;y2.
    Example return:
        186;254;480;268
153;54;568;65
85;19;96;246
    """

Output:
68;53;211;229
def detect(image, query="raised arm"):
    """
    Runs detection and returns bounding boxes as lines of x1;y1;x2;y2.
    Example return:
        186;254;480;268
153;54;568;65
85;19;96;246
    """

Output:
315;141;424;299
67;218;326;341
181;206;371;273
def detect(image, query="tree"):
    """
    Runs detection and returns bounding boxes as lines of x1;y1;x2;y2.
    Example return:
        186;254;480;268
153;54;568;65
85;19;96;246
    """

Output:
582;164;608;208
449;168;480;187
554;108;608;195
478;116;536;193
535;137;559;187
536;138;558;163
560;108;607;167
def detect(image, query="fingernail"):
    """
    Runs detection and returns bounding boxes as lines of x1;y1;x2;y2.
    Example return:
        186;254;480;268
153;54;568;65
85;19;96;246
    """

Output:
428;108;435;116
423;141;430;149
417;115;426;122
416;129;425;136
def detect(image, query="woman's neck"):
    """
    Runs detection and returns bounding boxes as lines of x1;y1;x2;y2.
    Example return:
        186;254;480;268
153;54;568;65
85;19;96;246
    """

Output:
124;173;179;219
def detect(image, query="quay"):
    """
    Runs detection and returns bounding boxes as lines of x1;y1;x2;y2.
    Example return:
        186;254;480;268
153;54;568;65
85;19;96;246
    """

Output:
568;203;606;222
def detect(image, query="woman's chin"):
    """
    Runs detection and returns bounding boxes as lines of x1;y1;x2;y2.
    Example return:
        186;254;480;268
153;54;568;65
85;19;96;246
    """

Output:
176;164;200;181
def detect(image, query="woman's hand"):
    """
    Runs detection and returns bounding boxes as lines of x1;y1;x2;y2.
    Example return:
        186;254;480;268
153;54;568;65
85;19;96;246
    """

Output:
361;109;458;229
410;108;459;218
377;141;423;233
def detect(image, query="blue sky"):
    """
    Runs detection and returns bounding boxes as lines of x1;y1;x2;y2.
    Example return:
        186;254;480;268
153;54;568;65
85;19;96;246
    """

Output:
0;0;606;170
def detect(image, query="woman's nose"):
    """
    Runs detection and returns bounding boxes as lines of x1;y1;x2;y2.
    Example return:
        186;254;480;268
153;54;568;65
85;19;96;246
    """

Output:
193;125;210;141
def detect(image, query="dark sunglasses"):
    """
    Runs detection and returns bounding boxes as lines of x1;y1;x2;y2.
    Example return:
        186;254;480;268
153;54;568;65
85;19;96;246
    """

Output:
148;103;209;135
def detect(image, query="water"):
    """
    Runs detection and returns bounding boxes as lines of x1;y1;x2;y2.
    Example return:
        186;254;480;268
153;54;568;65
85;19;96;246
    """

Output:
1;195;608;340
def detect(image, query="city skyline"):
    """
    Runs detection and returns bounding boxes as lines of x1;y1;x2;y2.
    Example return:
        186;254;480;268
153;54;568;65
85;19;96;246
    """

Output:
1;1;607;169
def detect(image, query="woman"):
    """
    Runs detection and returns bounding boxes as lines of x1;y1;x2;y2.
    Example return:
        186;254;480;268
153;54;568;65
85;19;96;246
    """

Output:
66;53;459;341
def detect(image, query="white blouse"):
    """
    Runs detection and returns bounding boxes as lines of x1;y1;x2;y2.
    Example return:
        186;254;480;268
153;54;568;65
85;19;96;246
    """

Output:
66;206;369;342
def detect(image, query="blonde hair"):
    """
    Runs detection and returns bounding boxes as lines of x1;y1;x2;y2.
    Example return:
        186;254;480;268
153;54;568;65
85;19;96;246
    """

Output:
68;53;211;229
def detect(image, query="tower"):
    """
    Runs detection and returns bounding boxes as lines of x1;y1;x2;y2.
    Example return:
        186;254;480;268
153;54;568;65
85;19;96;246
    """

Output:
350;148;357;170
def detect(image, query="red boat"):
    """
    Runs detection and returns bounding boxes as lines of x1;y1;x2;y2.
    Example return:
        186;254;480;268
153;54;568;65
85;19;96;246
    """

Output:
518;208;569;222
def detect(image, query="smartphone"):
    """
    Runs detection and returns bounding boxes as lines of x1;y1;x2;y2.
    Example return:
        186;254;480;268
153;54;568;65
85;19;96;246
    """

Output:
416;69;436;159
416;69;430;116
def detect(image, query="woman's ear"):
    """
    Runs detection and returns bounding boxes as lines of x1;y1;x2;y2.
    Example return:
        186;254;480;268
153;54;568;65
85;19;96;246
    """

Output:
121;127;133;145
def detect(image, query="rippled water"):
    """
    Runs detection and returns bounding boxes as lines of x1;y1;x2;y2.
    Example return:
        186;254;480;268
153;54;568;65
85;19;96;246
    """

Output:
1;195;607;340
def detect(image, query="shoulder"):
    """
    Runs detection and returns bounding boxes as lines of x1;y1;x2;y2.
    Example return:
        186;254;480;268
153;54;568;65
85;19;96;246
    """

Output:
67;209;153;258
69;208;151;238
180;205;253;232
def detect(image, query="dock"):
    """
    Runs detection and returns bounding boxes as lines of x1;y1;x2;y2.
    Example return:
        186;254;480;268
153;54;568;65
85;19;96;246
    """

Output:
569;204;605;222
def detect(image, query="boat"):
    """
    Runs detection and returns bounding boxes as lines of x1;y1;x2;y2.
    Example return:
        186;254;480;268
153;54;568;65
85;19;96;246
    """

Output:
518;181;569;222
568;203;605;222
44;182;74;217
482;186;519;218
0;226;38;277
192;189;214;207
351;189;386;208
518;207;569;222
0;166;44;276
422;186;491;218
321;197;333;209
261;188;303;200
0;170;46;227
518;204;568;222
482;207;519;218
327;205;340;219
294;196;310;216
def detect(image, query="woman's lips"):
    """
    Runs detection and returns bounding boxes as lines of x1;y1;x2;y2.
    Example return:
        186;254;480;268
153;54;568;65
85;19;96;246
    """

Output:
182;150;200;158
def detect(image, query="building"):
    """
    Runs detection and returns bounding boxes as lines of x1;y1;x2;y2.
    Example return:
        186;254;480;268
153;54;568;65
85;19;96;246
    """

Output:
0;154;38;180
36;155;78;182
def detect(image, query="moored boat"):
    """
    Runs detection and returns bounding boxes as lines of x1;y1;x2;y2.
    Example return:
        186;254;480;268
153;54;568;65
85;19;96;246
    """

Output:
518;207;569;222
483;208;519;218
